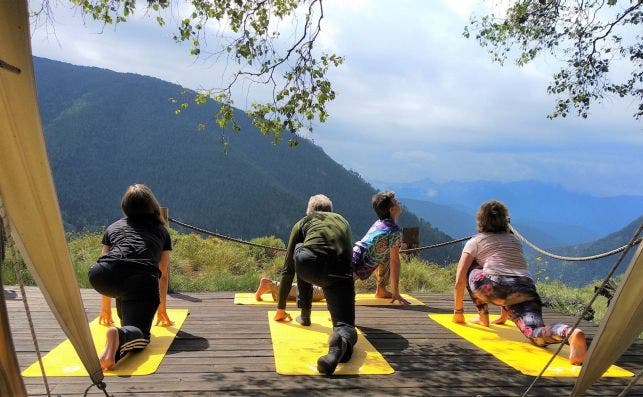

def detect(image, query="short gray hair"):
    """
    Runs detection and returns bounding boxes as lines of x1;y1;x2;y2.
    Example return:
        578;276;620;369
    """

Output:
306;194;333;215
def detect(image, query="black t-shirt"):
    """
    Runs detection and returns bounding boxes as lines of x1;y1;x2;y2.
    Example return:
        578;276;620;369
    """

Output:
99;217;172;278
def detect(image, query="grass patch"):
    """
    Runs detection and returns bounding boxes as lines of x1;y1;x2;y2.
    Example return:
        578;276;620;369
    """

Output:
1;229;616;323
537;281;610;323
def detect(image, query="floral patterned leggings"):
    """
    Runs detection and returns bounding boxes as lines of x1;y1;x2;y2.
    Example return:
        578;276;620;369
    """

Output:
467;261;572;347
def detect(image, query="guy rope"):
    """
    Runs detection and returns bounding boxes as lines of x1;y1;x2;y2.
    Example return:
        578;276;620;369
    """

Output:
521;222;643;397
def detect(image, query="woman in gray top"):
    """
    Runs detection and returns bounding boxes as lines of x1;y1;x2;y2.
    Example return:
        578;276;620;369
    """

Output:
452;200;586;365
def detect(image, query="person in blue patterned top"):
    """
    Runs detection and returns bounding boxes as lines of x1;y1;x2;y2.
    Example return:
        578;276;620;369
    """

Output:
352;191;410;305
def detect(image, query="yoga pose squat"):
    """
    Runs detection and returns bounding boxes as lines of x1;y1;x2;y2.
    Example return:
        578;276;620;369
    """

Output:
452;200;587;365
88;184;174;370
274;194;357;375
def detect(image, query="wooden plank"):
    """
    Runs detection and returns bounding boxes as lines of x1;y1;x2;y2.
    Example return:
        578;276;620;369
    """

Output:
5;287;641;397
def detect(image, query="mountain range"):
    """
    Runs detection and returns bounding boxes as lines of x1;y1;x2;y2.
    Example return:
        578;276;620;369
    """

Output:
376;179;643;246
32;57;641;283
524;215;642;287
375;179;642;286
33;57;460;264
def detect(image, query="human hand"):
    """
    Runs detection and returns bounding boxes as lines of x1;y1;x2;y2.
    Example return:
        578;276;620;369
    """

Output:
451;311;464;324
274;309;292;322
99;308;114;326
390;292;410;305
155;308;174;327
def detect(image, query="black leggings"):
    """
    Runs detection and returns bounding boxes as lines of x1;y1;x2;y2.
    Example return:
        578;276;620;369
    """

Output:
88;262;160;362
294;245;357;346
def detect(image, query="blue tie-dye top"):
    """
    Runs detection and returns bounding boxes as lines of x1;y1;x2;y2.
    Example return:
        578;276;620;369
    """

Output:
352;219;402;280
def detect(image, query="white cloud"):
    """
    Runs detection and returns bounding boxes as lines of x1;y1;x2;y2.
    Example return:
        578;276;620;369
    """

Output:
29;0;643;197
440;0;479;19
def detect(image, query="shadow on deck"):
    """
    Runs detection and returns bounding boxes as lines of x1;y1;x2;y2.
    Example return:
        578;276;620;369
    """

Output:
6;287;642;396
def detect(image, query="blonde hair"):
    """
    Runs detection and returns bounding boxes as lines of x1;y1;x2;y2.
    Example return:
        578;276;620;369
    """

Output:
121;184;164;225
306;194;333;215
476;200;510;233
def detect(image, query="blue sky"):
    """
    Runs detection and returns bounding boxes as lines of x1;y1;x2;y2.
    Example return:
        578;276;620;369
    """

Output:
30;0;642;197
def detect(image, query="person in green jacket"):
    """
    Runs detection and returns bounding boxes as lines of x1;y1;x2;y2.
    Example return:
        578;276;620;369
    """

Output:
273;194;356;375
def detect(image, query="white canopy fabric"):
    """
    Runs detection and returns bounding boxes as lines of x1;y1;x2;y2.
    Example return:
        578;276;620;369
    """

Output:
1;1;640;395
0;0;103;385
571;240;643;396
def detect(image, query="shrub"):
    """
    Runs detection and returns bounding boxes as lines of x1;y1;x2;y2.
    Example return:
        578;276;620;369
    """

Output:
0;238;33;285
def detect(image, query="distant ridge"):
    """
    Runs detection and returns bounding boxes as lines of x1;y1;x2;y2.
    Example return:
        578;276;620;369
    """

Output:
401;198;565;247
33;57;460;264
525;216;643;286
396;194;641;286
377;178;643;245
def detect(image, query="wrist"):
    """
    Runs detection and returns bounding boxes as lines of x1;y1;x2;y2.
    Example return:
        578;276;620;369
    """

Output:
453;308;464;313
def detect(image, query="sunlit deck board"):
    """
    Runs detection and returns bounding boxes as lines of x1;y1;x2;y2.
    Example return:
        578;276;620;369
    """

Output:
5;287;642;396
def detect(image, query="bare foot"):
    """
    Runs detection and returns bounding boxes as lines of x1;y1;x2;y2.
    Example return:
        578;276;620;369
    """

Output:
270;286;278;302
492;307;508;325
375;286;392;299
255;277;273;301
569;329;587;365
469;313;490;327
99;327;119;371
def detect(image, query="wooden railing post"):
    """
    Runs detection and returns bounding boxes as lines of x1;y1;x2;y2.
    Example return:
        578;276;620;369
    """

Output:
160;207;169;226
402;227;420;258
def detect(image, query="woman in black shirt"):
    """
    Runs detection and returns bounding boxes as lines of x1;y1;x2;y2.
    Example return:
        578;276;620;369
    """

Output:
88;184;173;370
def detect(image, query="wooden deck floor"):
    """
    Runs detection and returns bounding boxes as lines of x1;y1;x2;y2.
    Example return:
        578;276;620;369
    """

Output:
5;286;642;396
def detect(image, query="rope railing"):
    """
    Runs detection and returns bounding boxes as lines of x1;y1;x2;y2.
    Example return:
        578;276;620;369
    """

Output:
399;235;472;253
169;217;288;252
169;217;641;261
509;224;642;262
169;217;470;253
520;222;643;397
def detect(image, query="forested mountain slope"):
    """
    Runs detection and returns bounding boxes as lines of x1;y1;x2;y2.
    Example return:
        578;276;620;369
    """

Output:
34;57;460;264
525;216;642;286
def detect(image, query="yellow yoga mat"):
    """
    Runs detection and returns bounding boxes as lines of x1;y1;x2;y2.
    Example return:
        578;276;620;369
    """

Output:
268;310;394;375
236;292;424;306
22;308;189;377
429;313;634;377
